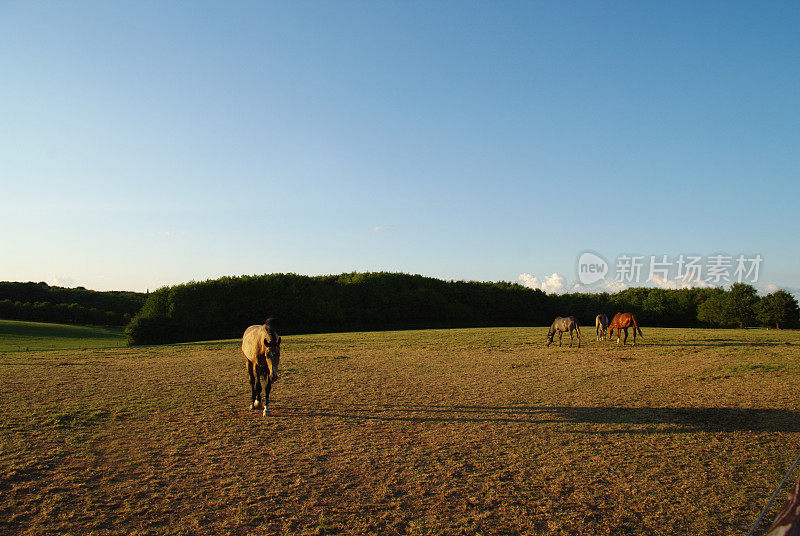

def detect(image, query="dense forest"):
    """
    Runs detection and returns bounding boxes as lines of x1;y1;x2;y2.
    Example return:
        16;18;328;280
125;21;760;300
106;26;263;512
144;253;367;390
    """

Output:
123;273;800;345
2;276;795;344
123;273;552;344
0;281;146;326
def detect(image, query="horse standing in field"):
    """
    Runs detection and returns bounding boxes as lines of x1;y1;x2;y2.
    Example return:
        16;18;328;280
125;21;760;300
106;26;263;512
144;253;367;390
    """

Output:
595;314;609;341
546;316;583;348
608;312;643;345
241;318;281;417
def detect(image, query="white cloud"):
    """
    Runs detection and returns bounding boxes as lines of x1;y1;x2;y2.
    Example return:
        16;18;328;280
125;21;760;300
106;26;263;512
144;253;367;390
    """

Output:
51;276;76;287
651;274;679;289
519;272;734;295
649;273;711;290
570;282;589;293
520;273;632;295
155;231;187;238
759;284;800;299
518;272;568;294
676;273;710;289
603;279;628;293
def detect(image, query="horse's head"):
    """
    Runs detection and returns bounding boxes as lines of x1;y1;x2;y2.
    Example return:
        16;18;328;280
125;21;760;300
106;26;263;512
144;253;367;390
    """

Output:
545;330;554;347
263;334;281;382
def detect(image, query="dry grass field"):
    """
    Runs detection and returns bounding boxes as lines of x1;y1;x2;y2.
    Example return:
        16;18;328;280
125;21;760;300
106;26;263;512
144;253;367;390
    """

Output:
2;326;800;535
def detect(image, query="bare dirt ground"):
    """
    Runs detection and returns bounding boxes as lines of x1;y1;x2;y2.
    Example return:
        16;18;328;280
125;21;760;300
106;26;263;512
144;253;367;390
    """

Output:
2;327;799;535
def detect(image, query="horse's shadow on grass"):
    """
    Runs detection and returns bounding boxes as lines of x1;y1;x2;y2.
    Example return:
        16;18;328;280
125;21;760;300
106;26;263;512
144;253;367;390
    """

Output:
281;403;800;434
654;339;792;347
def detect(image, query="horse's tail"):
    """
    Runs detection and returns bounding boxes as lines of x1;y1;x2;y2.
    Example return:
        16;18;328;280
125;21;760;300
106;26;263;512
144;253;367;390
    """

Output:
632;315;643;337
575;320;583;340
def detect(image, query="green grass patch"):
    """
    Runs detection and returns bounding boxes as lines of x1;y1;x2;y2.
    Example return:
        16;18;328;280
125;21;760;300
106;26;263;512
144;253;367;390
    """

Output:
0;319;125;352
47;409;113;428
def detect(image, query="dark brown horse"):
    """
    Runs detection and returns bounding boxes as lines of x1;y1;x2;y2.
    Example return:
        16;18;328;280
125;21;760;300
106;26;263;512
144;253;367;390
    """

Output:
241;318;281;416
546;316;583;348
608;312;643;345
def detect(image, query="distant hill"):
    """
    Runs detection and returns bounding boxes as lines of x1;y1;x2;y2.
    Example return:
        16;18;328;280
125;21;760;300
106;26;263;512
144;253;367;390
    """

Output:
0;281;146;327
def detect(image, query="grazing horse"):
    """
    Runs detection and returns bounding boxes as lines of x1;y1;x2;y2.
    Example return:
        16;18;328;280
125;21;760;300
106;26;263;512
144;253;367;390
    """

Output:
608;312;643;345
595;314;609;341
241;318;281;416
546;316;583;348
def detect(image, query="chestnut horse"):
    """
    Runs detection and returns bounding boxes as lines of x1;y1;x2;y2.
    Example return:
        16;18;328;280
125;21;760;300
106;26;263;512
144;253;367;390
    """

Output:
241;318;281;416
608;312;643;345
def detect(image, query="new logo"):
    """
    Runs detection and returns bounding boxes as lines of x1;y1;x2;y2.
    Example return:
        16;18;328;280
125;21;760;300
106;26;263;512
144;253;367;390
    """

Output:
577;251;609;285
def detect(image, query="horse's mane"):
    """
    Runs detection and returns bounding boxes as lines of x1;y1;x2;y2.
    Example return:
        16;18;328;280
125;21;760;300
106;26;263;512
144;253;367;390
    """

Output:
263;317;277;339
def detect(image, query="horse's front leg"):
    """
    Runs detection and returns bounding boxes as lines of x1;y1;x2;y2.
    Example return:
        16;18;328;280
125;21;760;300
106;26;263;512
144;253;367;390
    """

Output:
253;371;263;409
569;330;574;347
623;328;628;345
248;361;258;410
262;377;272;417
558;332;563;347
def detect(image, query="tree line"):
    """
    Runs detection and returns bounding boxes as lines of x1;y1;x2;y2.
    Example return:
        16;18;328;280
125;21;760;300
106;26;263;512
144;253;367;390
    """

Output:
556;283;798;330
0;281;146;327
124;272;552;344
123;273;800;345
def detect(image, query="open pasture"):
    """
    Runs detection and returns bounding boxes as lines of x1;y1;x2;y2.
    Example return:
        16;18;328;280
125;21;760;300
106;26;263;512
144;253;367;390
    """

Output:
1;326;799;535
0;320;125;353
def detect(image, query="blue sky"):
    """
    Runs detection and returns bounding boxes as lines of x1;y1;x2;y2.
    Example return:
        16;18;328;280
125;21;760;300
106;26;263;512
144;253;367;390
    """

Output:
1;1;798;293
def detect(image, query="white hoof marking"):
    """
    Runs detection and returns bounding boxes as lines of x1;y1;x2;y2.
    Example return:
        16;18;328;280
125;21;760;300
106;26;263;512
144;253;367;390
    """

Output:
263;406;270;417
